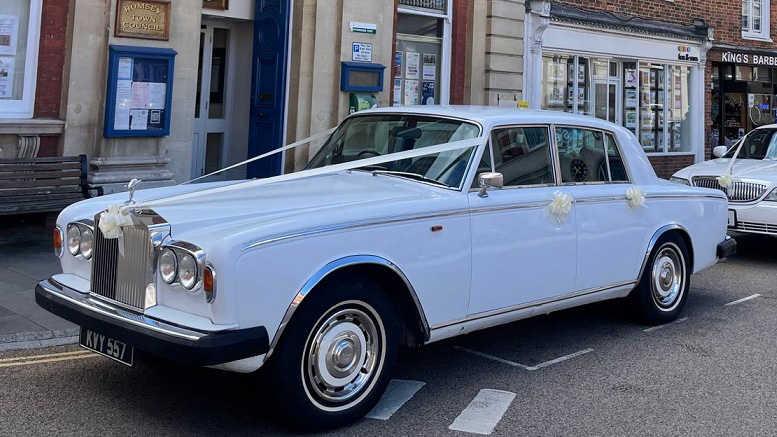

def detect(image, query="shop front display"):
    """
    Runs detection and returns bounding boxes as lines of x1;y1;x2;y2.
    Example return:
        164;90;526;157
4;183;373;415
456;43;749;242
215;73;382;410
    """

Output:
393;0;450;106
711;50;777;148
526;2;710;171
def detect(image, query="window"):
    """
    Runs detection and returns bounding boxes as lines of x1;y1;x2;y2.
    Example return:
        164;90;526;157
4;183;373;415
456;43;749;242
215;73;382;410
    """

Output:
0;0;42;118
742;0;771;40
489;126;554;186
555;127;626;184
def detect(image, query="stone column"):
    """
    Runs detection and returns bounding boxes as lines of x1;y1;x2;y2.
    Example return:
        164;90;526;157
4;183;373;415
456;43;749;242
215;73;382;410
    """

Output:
524;0;550;110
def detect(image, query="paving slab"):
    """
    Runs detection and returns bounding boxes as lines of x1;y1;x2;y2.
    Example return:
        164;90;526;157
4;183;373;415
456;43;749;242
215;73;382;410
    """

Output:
0;290;76;331
0;267;40;294
0;314;45;336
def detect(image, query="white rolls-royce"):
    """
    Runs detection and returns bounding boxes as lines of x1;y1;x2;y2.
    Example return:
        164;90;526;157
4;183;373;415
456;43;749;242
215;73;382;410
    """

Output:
36;106;735;430
671;124;777;236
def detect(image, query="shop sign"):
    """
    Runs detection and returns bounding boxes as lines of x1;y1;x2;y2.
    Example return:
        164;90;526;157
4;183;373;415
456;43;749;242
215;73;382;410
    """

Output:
352;42;373;62
677;45;699;62
350;22;377;34
115;0;171;41
721;51;777;67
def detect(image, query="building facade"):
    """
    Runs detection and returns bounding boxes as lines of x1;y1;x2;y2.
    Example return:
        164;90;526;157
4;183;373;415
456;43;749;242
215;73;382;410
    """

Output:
525;0;777;178
1;0;529;195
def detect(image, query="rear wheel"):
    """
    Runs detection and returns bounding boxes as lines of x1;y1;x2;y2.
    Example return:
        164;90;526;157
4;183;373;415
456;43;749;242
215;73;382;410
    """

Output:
267;279;398;431
631;233;691;325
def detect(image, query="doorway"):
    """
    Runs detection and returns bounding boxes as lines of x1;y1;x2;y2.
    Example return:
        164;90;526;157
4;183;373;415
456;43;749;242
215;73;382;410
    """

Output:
192;24;233;180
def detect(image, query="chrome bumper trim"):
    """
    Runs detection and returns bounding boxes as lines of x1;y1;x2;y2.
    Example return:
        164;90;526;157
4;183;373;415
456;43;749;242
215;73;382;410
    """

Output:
37;278;205;341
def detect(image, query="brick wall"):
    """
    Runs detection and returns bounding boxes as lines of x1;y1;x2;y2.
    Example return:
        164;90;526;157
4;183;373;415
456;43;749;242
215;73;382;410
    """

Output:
450;0;469;104
554;0;777;50
34;0;69;157
648;155;695;179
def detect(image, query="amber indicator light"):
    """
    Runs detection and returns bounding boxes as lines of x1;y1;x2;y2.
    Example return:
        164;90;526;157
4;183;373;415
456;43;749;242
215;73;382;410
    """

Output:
203;266;214;292
53;228;63;249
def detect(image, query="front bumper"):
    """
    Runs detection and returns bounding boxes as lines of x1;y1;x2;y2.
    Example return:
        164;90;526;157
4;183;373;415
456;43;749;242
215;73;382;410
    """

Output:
717;236;737;259
35;278;269;366
729;202;777;235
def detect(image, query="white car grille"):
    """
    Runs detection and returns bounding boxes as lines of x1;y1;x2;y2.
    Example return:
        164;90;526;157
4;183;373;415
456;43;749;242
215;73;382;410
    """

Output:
692;177;768;202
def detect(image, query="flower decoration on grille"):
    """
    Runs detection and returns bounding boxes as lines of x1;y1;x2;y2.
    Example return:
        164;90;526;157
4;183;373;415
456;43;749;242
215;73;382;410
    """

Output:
98;204;132;240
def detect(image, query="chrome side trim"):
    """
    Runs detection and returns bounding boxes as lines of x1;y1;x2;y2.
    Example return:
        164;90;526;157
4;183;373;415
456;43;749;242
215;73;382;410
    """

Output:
646;194;726;201
430;280;637;330
637;224;690;282
39;278;207;341
242;210;471;251
263;255;431;363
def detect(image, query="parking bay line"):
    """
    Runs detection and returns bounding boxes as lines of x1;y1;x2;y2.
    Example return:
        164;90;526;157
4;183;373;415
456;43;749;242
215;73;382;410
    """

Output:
448;389;516;435
643;316;689;333
455;346;594;371
724;294;761;306
366;379;425;420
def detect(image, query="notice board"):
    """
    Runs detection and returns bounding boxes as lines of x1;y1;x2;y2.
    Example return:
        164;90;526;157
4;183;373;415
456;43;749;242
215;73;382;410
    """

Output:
104;45;177;138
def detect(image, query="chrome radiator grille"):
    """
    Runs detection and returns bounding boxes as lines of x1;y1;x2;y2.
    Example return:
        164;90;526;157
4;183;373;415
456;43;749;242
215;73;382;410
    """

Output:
692;177;767;202
91;218;152;310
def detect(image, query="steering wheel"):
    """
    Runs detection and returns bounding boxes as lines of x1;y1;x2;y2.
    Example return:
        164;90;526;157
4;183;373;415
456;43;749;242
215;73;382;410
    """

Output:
357;150;382;158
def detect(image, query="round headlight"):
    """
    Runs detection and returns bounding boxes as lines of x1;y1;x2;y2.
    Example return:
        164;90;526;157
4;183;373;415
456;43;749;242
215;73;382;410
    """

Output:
159;249;178;284
66;225;81;256
178;254;198;290
80;228;94;259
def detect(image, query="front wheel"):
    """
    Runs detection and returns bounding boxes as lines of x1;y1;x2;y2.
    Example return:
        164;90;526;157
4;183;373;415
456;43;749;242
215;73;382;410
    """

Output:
266;279;398;431
631;234;691;325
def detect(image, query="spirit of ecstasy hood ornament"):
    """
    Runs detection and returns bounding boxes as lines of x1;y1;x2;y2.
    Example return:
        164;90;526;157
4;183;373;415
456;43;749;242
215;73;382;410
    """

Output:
125;179;142;205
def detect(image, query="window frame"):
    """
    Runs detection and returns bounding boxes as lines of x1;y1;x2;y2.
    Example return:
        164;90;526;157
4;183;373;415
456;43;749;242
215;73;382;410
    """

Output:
553;124;633;186
742;0;772;41
0;0;43;119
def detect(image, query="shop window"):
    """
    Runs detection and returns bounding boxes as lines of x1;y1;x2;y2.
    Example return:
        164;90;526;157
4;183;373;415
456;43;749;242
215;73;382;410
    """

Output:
742;0;771;40
0;0;41;119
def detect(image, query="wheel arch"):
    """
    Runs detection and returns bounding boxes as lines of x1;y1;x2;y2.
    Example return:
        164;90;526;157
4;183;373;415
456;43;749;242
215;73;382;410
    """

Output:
263;255;431;364
638;224;694;281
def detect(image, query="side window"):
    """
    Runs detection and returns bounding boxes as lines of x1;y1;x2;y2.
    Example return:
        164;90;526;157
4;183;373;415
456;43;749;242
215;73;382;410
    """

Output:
605;134;629;182
489;126;554;186
555;127;610;183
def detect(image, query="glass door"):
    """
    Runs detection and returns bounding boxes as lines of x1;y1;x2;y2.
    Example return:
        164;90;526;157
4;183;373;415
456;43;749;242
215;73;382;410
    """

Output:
192;25;231;180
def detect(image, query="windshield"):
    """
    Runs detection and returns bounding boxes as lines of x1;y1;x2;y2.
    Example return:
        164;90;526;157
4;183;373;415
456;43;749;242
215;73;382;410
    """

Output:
306;114;482;188
725;128;777;160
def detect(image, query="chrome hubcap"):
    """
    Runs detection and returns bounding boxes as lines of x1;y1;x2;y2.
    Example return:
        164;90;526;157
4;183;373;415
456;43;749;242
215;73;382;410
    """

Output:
651;244;685;310
305;305;382;405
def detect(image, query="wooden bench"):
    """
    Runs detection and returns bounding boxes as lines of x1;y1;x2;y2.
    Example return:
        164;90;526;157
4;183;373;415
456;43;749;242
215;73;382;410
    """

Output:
0;155;103;215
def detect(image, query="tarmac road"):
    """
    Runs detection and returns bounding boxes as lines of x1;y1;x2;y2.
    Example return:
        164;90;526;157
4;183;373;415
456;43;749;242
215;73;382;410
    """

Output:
1;234;775;437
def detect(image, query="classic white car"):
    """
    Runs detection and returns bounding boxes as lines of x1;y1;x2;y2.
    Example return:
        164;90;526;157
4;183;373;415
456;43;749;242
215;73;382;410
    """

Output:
36;106;735;430
671;124;777;236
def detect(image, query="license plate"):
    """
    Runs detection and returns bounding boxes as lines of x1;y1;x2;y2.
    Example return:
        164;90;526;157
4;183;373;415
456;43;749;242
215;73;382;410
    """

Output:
728;210;737;227
79;329;134;366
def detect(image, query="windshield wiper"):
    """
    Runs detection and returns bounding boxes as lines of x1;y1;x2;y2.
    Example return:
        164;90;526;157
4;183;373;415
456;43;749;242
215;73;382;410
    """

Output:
370;170;450;188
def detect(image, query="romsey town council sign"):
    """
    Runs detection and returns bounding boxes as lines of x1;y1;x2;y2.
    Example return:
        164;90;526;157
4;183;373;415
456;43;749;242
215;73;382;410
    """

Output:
115;0;171;41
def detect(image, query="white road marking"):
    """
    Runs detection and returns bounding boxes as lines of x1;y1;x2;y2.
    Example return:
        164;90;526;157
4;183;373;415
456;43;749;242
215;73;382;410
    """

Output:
643;316;689;332
448;389;516;435
366;379;425;420
724;294;761;306
455;346;593;371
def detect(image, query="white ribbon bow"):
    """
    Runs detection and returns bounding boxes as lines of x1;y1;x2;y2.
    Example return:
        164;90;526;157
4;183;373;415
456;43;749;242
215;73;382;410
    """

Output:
626;186;646;209
548;190;573;223
716;173;736;189
98;204;132;239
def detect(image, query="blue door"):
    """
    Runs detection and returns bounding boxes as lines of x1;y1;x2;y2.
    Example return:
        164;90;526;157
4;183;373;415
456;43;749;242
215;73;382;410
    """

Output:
247;0;290;178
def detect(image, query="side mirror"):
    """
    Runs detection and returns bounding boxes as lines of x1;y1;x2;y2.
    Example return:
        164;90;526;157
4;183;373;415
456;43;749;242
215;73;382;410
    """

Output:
713;146;728;158
478;172;504;198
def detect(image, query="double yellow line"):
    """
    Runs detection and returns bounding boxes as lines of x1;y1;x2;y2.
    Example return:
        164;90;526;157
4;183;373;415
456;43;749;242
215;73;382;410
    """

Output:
0;350;99;368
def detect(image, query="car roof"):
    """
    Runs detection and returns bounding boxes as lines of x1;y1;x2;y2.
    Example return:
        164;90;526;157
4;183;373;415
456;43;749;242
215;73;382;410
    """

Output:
354;105;627;133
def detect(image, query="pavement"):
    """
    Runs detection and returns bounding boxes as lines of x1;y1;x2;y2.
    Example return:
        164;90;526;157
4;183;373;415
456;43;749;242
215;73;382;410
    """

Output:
0;218;77;352
0;230;775;435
